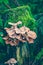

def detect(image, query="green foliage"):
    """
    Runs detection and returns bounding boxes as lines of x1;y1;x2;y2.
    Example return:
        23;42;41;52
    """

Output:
0;17;3;28
36;48;43;60
0;36;5;45
0;53;6;60
31;14;43;65
37;16;43;35
0;0;43;15
0;5;37;64
13;0;43;14
0;32;3;36
0;0;43;65
32;48;43;65
0;0;9;4
2;5;37;32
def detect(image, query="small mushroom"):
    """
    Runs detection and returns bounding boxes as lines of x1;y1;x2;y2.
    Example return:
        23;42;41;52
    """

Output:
15;27;21;34
17;21;22;25
24;34;34;43
10;39;19;46
5;58;17;65
3;36;16;46
27;31;37;39
6;39;18;46
8;21;22;26
20;26;30;33
26;37;34;43
14;35;26;42
5;28;15;37
3;36;8;40
29;38;34;43
3;36;10;44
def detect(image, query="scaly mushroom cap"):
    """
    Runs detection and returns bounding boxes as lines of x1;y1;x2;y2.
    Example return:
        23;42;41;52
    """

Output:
26;37;34;43
3;36;8;40
5;28;15;37
14;35;26;42
5;39;18;46
25;34;34;43
10;58;17;63
20;26;30;34
3;36;19;46
15;28;21;34
5;58;17;64
27;31;37;39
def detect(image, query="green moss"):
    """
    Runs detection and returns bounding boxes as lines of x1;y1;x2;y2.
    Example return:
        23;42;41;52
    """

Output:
2;5;37;32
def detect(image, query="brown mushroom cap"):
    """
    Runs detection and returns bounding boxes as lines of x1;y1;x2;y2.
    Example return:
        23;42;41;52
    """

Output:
27;31;37;39
3;36;8;40
14;35;26;42
10;39;19;46
25;35;34;43
5;28;15;37
5;58;17;64
10;58;17;63
5;39;18;46
15;28;21;34
20;26;30;34
3;36;18;46
28;38;34;43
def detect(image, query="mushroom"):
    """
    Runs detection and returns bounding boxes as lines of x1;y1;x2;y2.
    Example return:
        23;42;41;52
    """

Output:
4;22;37;44
13;34;26;42
27;31;37;39
3;36;10;44
29;38;34;43
26;37;34;43
3;36;8;40
5;58;17;65
3;36;18;46
4;28;15;37
20;26;30;34
8;21;22;26
24;34;34;43
10;39;19;46
17;21;22;25
15;27;21;34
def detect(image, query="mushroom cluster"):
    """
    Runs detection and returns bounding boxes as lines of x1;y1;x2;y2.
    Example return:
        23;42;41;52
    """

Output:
5;58;17;65
3;21;37;46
